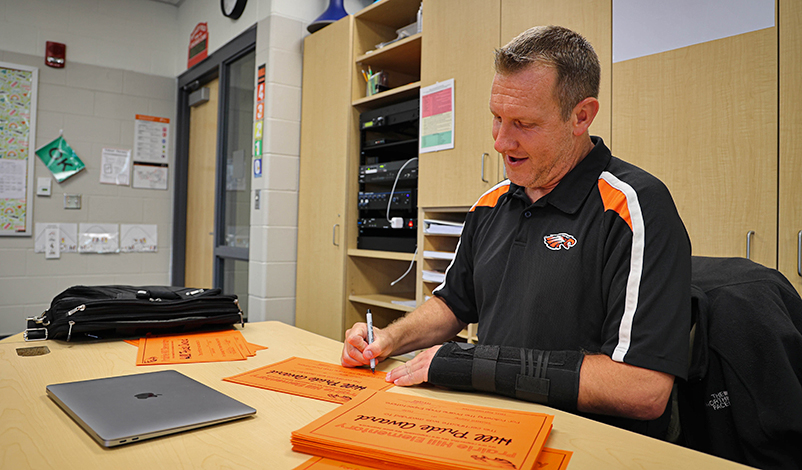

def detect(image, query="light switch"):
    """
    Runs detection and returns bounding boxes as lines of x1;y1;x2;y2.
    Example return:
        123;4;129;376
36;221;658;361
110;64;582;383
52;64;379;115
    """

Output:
64;194;81;209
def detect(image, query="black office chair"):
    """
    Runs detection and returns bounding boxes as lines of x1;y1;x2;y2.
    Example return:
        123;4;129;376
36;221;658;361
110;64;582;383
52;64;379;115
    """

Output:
676;256;802;469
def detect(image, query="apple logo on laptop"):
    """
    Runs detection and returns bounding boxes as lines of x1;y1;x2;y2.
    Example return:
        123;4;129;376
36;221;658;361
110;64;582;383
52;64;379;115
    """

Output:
134;392;162;399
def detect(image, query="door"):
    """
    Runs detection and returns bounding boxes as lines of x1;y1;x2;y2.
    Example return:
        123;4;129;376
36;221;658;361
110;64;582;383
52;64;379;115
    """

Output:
185;79;219;289
174;27;256;315
216;50;255;316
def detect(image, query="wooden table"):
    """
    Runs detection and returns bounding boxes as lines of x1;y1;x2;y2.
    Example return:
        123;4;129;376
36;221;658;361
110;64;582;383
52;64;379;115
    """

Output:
0;321;748;469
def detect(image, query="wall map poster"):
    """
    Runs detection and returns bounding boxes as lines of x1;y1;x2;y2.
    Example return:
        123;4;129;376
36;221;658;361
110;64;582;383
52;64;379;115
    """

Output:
0;62;38;236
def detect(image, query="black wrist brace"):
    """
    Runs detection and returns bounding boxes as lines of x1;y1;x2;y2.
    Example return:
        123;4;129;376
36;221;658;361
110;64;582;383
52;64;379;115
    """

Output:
428;342;584;411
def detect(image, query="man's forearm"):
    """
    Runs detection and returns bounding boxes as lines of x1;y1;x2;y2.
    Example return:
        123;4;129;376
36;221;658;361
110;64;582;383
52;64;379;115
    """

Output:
428;343;674;421
577;354;674;420
384;296;465;356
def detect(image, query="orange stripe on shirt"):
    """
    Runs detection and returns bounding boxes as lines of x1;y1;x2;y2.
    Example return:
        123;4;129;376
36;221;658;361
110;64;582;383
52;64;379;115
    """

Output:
598;178;633;231
470;185;510;212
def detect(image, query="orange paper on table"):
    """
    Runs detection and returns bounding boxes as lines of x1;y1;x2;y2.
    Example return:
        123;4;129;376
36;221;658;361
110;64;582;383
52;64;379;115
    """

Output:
224;356;393;404
127;334;266;356
291;390;554;470
294;447;572;470
136;329;264;365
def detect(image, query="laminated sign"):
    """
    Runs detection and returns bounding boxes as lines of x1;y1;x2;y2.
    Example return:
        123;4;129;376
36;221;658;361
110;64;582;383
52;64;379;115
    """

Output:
36;136;85;182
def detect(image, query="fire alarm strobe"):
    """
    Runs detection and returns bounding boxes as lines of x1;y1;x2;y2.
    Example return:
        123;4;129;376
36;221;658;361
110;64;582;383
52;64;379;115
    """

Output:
46;41;66;68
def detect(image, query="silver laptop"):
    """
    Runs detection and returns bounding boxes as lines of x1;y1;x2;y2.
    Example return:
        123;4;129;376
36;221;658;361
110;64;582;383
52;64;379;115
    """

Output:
47;370;256;447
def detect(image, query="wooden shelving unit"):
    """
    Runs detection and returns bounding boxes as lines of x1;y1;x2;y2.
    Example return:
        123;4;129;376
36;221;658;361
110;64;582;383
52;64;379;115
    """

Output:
342;0;424;333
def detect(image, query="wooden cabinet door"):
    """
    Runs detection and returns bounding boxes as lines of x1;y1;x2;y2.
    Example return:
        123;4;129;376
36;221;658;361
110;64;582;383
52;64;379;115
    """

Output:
501;0;612;145
418;0;501;208
612;29;778;268
779;0;802;293
295;17;354;340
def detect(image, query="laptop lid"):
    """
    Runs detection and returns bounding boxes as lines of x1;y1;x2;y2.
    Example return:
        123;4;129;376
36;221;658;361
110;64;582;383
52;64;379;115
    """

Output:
47;370;256;447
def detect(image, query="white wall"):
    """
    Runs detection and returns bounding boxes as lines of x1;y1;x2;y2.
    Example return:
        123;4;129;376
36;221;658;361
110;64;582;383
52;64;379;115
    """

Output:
0;0;180;77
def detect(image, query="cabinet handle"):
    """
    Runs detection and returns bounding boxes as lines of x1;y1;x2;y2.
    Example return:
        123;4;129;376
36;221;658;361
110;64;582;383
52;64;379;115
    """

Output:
797;230;801;277
332;224;339;246
746;230;755;260
480;153;489;183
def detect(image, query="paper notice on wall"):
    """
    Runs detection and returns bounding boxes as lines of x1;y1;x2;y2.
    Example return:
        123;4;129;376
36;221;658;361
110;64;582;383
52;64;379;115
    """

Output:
78;223;119;253
120;224;157;252
132;162;168;190
133;114;170;165
99;148;131;185
0;159;27;199
34;223;78;253
419;79;455;154
44;226;60;259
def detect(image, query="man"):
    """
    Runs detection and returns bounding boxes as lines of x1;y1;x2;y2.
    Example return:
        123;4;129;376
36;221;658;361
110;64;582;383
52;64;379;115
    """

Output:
341;25;691;437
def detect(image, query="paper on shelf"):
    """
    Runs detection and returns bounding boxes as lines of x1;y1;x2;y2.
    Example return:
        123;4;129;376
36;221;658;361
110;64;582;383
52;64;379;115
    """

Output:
390;299;417;309
423;219;463;236
422;270;445;283
423;250;455;260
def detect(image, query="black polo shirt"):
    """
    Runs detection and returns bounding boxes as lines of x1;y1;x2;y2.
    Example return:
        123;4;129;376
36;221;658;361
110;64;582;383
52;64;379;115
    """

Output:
434;137;691;380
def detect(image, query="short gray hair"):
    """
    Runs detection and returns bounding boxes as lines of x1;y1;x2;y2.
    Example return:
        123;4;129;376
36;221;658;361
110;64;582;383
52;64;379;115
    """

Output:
495;25;600;121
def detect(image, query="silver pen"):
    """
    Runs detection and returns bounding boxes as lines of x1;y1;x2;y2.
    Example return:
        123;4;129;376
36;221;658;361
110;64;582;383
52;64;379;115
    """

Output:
366;309;375;373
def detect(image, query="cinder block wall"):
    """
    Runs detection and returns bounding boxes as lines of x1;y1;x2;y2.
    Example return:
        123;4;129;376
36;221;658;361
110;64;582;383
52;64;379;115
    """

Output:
0;51;175;336
247;14;305;325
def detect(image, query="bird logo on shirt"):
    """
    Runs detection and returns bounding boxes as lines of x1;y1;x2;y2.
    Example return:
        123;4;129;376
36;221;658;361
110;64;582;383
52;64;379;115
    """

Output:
544;233;577;250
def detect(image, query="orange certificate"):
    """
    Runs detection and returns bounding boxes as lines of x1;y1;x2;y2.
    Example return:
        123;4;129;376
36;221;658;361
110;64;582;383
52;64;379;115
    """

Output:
126;333;266;356
294;447;572;470
224;357;394;404
291;390;554;470
136;329;263;365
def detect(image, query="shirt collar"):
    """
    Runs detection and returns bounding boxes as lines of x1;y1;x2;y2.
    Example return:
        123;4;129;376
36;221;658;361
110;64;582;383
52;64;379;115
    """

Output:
508;136;612;214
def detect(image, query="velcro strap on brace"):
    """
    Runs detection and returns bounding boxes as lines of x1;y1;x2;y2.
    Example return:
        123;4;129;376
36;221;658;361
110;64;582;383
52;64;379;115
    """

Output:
471;345;499;392
428;342;584;411
515;350;550;403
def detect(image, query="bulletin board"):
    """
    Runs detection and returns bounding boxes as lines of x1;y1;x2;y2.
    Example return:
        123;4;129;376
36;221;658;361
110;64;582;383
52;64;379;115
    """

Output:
0;62;38;236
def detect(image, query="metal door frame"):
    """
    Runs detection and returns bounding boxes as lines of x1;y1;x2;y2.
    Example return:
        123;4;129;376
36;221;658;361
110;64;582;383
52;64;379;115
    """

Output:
172;26;256;286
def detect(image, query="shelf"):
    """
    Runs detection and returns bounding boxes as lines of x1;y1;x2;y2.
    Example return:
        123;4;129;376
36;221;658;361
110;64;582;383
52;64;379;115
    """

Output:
422;231;462;237
356;33;422;75
353;81;420;109
348;248;416;261
354;0;421;28
349;293;417;312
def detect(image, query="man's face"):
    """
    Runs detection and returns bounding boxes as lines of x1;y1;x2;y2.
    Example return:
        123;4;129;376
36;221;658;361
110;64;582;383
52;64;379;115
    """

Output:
490;65;577;199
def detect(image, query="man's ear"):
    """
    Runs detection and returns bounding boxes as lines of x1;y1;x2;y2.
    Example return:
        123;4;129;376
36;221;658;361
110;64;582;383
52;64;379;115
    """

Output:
572;97;600;136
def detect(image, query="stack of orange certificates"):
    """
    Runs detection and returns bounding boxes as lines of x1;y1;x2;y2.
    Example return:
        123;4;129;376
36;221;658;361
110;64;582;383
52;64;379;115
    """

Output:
292;390;558;470
130;329;267;366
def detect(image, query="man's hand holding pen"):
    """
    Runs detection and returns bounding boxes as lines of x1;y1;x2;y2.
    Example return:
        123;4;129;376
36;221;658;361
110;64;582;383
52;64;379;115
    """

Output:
341;321;392;369
341;317;442;386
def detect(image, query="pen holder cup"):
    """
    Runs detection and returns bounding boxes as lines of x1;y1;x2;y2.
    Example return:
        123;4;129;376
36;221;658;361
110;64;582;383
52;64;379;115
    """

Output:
366;71;389;97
